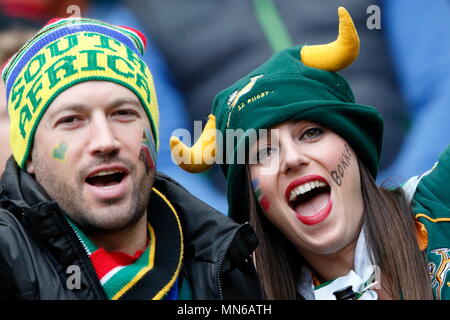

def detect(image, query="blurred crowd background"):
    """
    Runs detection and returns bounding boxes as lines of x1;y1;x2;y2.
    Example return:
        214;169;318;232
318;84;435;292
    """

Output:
1;0;449;215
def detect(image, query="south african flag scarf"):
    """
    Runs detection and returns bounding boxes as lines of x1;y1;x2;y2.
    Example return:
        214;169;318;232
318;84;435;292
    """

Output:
66;187;184;300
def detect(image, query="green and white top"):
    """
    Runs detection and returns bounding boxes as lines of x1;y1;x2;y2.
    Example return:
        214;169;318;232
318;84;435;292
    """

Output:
410;144;450;300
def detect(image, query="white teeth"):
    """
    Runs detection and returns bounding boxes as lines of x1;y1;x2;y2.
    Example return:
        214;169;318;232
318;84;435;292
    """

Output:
98;185;117;190
91;170;122;177
289;180;327;202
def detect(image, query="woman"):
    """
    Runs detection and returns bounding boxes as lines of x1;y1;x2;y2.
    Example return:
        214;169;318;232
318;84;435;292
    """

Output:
170;8;449;300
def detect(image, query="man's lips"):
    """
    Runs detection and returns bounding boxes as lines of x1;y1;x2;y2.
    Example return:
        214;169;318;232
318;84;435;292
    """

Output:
285;175;332;226
85;165;129;180
84;164;130;201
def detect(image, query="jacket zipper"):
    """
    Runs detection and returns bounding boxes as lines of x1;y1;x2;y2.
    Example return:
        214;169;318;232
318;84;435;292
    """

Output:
59;214;108;300
215;222;251;300
65;217;92;255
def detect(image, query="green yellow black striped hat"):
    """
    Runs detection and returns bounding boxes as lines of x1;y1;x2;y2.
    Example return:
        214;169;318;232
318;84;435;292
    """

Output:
2;17;159;168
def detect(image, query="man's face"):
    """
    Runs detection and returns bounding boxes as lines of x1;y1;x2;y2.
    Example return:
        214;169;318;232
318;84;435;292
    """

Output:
28;81;156;233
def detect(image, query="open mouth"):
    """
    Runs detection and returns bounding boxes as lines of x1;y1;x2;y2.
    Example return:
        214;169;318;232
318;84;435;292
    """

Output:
85;170;127;189
84;166;130;201
285;175;332;225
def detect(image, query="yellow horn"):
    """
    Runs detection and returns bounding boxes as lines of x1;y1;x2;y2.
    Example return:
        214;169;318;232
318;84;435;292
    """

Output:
170;114;217;173
301;7;360;72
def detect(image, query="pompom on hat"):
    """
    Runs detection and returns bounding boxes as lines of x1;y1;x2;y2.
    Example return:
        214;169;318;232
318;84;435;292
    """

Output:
2;17;159;168
170;7;384;221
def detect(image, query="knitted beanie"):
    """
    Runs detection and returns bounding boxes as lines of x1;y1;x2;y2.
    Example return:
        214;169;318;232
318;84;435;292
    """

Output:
2;17;159;168
214;45;383;221
169;7;384;221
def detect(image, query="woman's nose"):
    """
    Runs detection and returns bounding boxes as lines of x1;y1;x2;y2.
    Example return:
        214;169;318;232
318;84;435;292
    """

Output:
280;140;310;174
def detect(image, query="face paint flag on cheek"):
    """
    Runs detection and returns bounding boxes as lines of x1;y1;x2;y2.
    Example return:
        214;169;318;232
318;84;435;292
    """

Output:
140;127;157;173
252;179;271;212
52;142;68;161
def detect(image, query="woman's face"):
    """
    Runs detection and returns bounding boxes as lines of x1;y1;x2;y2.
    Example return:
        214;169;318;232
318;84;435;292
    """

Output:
249;120;364;256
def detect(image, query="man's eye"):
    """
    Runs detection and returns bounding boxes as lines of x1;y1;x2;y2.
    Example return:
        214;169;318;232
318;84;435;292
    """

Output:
114;110;139;118
57;116;81;126
302;127;324;140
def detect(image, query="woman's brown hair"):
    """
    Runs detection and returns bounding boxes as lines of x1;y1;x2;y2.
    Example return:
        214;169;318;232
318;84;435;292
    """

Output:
245;160;433;299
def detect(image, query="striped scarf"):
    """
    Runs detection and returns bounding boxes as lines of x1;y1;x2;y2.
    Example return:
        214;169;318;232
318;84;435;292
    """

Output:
67;219;178;300
65;187;184;300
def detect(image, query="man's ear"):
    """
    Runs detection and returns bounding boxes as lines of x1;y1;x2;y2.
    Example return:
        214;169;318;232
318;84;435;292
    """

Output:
26;158;35;174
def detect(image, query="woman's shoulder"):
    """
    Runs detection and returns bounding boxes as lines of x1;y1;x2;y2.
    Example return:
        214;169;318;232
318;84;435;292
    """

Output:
400;144;450;209
412;144;450;211
410;144;450;300
408;144;450;240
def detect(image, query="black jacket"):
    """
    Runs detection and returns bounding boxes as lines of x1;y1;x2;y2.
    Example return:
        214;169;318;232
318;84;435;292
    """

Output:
0;158;261;300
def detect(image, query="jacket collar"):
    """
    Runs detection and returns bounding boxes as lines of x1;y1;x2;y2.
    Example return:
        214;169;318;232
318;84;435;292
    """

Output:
151;172;258;274
0;157;53;208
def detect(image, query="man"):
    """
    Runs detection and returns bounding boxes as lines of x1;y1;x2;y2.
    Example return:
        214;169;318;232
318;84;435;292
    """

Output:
0;17;260;300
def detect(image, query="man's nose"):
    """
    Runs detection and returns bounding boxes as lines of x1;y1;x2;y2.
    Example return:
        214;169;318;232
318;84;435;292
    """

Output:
87;116;121;156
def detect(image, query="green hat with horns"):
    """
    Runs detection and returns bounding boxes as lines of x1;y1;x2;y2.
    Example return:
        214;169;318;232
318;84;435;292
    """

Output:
170;7;383;221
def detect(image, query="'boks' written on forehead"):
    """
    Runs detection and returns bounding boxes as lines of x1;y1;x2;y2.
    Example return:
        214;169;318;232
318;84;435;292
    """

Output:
8;32;152;140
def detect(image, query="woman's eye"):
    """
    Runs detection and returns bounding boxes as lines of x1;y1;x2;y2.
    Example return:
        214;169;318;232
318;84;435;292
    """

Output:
301;127;324;140
257;147;275;163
